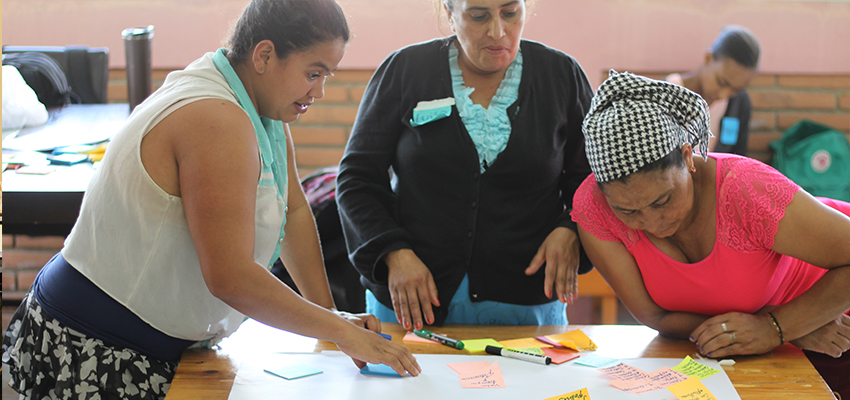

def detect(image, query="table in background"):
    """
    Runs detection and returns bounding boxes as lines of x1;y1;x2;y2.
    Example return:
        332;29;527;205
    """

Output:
166;320;835;400
2;104;129;236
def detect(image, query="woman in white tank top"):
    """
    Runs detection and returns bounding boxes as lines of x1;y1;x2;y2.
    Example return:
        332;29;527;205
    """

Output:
3;1;420;399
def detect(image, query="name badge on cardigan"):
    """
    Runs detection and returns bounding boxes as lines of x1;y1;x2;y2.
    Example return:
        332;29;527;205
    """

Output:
410;97;455;127
720;117;740;145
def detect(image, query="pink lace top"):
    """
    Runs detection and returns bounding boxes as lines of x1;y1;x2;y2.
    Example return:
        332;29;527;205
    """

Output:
571;153;850;315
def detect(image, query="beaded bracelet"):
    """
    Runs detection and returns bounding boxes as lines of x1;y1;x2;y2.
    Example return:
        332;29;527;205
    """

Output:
767;312;786;345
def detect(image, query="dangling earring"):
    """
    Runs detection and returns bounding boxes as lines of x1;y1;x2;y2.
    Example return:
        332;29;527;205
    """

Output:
689;166;697;173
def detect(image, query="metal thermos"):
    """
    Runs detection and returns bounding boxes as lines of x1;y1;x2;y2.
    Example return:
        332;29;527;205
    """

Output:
122;25;154;111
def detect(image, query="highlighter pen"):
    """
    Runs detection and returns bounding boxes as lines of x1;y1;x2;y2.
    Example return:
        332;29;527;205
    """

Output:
413;329;465;350
485;345;552;365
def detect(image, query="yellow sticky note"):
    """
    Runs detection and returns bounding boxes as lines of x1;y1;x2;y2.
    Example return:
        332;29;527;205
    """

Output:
546;330;597;351
544;387;590;400
498;338;552;350
671;356;720;380
667;377;718;400
462;338;503;354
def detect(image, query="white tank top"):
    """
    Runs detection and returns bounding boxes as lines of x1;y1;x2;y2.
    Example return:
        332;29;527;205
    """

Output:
62;52;286;343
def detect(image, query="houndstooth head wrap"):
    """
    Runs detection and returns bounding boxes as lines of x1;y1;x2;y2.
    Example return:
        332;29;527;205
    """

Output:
582;70;711;183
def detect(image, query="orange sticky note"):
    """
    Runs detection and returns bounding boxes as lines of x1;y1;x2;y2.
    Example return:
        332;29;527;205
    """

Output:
544;387;590;400
458;360;505;389
546;330;597;351
498;338;552;350
667;377;718;400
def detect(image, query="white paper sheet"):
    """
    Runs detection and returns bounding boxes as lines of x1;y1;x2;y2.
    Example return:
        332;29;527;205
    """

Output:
228;352;741;400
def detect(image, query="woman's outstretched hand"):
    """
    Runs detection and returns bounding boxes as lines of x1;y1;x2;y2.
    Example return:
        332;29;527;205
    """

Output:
335;325;422;377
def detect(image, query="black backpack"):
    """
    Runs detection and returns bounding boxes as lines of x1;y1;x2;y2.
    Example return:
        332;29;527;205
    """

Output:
3;52;74;108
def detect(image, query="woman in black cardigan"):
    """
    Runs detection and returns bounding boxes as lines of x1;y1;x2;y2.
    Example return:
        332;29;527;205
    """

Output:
337;0;594;329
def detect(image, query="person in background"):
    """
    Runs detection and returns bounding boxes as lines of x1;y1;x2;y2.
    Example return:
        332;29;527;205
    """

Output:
336;0;594;330
665;25;760;156
572;70;850;398
2;1;419;399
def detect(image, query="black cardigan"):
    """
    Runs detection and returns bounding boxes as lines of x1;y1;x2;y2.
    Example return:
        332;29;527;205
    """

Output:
337;38;593;325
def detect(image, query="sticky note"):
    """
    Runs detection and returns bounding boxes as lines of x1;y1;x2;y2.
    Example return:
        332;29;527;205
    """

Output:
546;330;597;351
458;360;505;388
648;367;689;387
461;338;503;354
403;332;437;344
499;338;552;350
264;364;323;380
447;360;493;375
544;387;590;400
535;336;569;349
410;98;455;127
573;354;619;368
667;376;718;400
360;363;404;377
610;378;662;395
541;348;580;365
598;362;651;381
671;356;720;379
377;332;391;340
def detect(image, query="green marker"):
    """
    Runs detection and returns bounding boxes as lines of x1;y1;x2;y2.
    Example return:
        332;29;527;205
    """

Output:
413;329;464;350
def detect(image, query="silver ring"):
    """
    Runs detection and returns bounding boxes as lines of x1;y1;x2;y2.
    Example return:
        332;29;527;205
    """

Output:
729;333;736;343
721;323;727;332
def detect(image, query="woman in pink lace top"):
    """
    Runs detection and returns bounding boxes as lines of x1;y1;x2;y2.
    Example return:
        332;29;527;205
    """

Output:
572;70;850;398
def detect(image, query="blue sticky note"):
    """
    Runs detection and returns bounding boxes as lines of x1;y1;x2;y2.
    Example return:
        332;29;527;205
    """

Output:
573;354;620;368
720;117;740;145
264;364;323;380
378;332;392;340
360;363;404;377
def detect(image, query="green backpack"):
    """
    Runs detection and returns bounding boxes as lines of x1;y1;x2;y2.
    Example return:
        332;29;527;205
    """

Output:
769;120;850;201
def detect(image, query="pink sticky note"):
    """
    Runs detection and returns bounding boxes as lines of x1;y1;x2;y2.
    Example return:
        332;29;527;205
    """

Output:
447;361;492;375
649;367;689;387
541;348;580;365
458;361;506;389
403;332;438;344
599;362;651;381
535;336;568;349
610;378;663;395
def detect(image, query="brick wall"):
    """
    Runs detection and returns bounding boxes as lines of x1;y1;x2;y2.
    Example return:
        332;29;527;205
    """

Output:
2;68;847;315
638;72;850;163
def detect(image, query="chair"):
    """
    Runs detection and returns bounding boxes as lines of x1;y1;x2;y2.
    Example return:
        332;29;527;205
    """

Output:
2;45;109;104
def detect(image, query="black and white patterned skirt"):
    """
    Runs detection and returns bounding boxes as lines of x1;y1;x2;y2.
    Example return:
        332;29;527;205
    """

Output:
2;293;177;400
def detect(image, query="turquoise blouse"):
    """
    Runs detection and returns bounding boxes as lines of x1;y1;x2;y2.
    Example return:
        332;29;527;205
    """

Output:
449;43;522;174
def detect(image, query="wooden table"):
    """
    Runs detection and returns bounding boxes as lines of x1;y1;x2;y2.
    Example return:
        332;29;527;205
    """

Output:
166;320;835;399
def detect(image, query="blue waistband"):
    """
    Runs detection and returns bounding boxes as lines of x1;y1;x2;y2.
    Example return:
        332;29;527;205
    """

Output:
33;253;195;362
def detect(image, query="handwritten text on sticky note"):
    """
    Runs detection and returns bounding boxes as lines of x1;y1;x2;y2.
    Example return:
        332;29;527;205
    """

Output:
544;387;590;400
667;376;718;400
672;356;720;379
458;360;505;389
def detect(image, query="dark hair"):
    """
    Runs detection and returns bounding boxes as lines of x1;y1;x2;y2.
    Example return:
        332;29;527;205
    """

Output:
227;0;350;64
710;25;760;69
599;147;686;188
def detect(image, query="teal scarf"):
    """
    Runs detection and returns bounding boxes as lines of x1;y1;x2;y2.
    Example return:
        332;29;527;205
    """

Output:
212;48;288;267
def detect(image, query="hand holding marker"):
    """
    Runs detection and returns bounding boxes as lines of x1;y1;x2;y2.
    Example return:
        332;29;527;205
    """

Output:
413;329;465;350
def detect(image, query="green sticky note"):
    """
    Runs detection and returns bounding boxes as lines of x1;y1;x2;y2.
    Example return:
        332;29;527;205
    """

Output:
462;338;503;354
671;356;720;379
